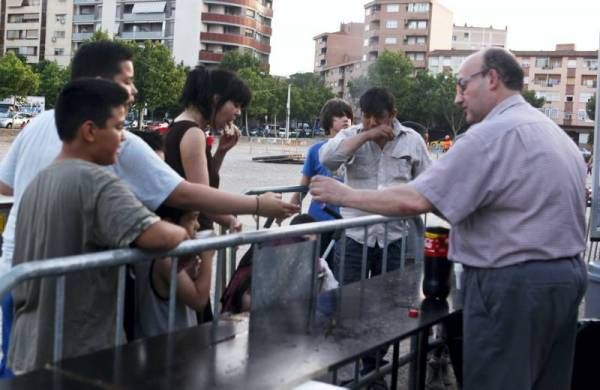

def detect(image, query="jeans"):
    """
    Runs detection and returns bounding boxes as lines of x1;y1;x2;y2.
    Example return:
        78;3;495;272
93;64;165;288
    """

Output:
334;237;404;285
1;293;13;378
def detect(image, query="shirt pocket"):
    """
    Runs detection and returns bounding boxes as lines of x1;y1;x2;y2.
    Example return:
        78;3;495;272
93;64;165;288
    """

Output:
347;149;372;180
389;149;414;183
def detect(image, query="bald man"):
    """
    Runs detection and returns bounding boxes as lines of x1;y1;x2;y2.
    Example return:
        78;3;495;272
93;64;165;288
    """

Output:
310;48;587;390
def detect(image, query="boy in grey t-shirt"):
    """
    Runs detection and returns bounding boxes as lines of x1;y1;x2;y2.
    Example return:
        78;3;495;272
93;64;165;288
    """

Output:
8;79;188;374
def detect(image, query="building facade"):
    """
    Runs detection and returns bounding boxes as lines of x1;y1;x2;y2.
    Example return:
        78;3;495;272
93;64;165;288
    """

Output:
451;24;507;50
2;0;73;66
362;0;452;68
428;44;598;142
199;0;273;67
313;22;364;72
1;0;273;68
319;60;365;101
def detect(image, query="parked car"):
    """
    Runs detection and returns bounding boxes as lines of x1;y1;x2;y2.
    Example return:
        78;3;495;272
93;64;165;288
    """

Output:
144;120;169;134
277;128;298;138
580;147;592;163
0;112;29;128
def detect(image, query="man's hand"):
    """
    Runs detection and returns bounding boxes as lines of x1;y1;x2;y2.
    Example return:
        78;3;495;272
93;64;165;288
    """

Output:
257;192;300;218
309;175;353;206
364;124;394;143
217;123;241;154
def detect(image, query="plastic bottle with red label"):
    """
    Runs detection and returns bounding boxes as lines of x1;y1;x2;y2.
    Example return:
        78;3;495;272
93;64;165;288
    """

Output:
422;227;452;299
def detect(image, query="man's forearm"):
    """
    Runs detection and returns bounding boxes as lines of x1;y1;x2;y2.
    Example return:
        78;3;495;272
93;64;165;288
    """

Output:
341;184;433;217
0;181;13;196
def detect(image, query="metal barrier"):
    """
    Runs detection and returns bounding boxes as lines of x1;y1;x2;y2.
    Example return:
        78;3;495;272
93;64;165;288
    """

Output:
0;213;424;367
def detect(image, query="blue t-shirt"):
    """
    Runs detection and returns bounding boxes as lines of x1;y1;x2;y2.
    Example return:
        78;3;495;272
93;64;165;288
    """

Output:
302;141;342;221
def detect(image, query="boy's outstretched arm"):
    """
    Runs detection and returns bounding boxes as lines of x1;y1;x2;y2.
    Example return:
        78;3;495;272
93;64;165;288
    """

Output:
135;220;188;251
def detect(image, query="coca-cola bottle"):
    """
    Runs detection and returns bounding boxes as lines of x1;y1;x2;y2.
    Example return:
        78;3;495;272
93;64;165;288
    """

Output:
422;227;452;299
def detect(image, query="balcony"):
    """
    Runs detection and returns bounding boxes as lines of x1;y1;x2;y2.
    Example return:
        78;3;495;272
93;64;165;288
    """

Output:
199;50;224;63
203;0;273;18
73;0;99;4
121;13;166;22
201;12;272;36
73;14;96;23
118;31;166;40
201;32;270;54
72;32;93;41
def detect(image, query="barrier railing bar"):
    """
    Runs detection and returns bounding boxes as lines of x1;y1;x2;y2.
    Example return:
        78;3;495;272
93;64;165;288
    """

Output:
382;223;389;274
115;265;126;346
338;232;346;287
167;257;178;332
214;247;225;322
354;360;360;384
400;227;407;269
53;275;65;362
243;185;308;196
391;340;400;390
0;215;423;299
361;227;368;281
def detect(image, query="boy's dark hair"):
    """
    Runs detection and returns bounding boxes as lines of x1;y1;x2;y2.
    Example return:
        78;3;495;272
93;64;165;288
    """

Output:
359;87;396;118
155;204;185;224
71;41;134;81
319;98;353;134
180;66;251;123
130;130;164;152
290;213;316;225
55;78;129;142
482;48;524;91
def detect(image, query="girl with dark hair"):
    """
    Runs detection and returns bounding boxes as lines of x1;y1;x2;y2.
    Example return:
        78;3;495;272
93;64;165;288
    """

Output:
163;66;252;322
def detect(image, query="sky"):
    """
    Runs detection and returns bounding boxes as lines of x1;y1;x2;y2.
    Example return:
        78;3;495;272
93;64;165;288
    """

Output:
269;0;600;76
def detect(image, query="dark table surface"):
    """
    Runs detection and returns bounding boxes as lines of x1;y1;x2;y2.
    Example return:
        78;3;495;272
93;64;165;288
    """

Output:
2;262;462;390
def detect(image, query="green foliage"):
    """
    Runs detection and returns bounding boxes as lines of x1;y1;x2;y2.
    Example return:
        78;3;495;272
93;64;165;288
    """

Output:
219;51;261;73
34;61;69;108
128;41;187;120
522;89;545;108
288;72;334;123
587;95;596;121
81;30;112;43
0;52;40;99
348;75;370;101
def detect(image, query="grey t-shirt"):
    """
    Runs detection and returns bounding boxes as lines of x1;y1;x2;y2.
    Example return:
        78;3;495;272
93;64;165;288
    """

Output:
8;159;159;373
410;94;587;268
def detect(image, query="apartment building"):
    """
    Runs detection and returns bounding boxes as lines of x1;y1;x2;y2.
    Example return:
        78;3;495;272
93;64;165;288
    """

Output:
319;60;366;101
313;22;364;72
2;0;72;66
428;44;598;143
363;0;452;68
1;0;273;69
451;24;507;50
199;0;273;67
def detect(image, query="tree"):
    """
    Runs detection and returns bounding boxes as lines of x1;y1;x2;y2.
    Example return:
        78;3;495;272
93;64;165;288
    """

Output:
521;89;545;108
128;41;187;124
288;72;334;123
0;52;40;99
34;61;69;108
587;95;596;121
219;51;261;73
81;30;112;43
348;75;371;102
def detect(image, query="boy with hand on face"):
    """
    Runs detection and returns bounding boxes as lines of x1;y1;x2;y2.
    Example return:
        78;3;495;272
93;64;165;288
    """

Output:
8;79;188;374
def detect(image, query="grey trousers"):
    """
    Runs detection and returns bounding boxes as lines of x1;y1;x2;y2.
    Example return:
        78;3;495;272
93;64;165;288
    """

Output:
462;257;587;390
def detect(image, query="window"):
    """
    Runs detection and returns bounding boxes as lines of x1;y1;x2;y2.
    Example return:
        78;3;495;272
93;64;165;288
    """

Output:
565;95;574;102
54;30;65;39
245;8;255;18
363;39;369;47
54;48;64;56
584;59;598;70
387;4;400;12
452;35;456;41
24;29;38;38
384;37;397;44
464;32;469;38
56;14;66;24
521;58;529;67
6;30;19;39
407;3;430;12
406;52;425;61
580;93;594;103
406;36;426;45
406;20;427;29
535;57;549;69
386;20;398;29
567;59;577;68
523;76;530;84
365;24;369;31
429;57;439;66
443;57;451;66
564;112;573;120
362;54;367;61
244;28;254;38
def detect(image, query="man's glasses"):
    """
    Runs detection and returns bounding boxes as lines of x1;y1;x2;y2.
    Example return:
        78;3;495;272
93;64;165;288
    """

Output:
456;69;489;94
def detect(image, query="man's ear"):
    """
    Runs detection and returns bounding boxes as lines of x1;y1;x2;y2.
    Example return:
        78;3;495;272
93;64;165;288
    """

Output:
79;120;97;143
488;68;501;91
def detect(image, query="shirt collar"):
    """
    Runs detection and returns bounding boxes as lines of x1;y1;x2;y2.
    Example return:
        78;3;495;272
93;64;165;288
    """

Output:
483;93;527;121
